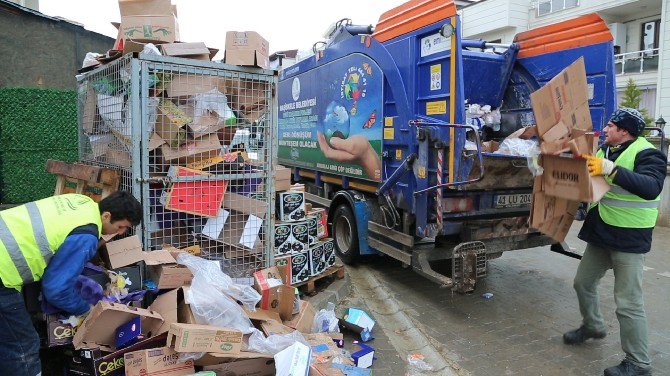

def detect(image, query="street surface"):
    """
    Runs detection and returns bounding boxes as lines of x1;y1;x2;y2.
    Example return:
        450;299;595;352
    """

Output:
341;222;670;375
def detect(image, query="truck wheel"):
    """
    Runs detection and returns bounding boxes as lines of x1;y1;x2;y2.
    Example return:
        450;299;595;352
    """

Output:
332;204;359;265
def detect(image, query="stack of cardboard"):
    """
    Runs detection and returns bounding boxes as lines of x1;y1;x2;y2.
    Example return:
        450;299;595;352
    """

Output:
529;58;610;242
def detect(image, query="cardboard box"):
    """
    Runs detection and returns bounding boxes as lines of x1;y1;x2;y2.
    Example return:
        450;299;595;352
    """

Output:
275;165;291;192
253;267;294;320
306;214;318;245
283;300;315;334
144;250;193;289
46;314;77;347
322;238;336;268
309;242;326;276
224;31;269;69
124;347;194;376
244;308;281;323
541;154;609;202
277;191;306;222
160;42;215;61
273;342;310;376
203;357;275;376
148;287;196;334
103;235;144;269
339;308;375;342
66;333;168;376
481;141;500;153
274;251;310;285
291;221;309;253
217;212;264;252
309;208;328;239
161;134;222;165
73;301;164;351
167;323;243;354
223;193;268;219
274;222;293;256
120;15;179;43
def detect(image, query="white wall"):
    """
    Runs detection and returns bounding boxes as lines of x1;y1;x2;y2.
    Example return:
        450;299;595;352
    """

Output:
460;0;528;39
529;0;640;26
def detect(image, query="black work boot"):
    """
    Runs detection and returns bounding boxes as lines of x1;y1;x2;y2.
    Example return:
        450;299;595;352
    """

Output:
562;325;606;344
604;359;652;376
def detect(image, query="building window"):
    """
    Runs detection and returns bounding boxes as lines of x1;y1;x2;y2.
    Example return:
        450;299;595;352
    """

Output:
640;20;661;51
537;0;579;16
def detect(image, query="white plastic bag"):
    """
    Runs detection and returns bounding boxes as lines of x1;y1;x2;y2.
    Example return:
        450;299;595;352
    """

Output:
177;253;258;334
312;302;340;333
192;89;237;125
177;253;261;310
496;138;540;157
247;328;309;355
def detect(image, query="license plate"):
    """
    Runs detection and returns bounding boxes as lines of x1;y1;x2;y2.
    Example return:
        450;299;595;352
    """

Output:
494;193;531;208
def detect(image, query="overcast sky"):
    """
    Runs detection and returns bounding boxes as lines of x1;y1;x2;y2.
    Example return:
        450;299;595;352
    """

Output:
39;0;408;59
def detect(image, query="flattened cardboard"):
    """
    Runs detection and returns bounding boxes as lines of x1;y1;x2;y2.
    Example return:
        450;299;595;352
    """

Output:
243;308;281;323
160;42;212;60
103;235;144;269
124;347;194;376
72;301;163;351
223;193;268;219
161;133;222;165
167;323;243;354
203;357;275;376
166;74;222;98
195;351;273;367
283;300;315;334
259;320;294;337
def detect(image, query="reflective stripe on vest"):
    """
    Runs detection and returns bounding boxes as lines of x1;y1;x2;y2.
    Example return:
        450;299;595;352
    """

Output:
595;138;659;228
0;214;34;284
26;202;54;265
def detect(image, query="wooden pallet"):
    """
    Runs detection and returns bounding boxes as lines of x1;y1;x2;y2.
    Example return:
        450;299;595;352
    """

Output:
294;264;345;295
46;159;120;202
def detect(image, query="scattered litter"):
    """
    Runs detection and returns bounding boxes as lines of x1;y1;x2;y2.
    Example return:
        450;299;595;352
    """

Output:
481;292;494;299
406;353;434;375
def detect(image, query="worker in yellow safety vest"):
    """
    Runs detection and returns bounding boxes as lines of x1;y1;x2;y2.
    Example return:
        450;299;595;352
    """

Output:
0;191;142;376
562;108;666;376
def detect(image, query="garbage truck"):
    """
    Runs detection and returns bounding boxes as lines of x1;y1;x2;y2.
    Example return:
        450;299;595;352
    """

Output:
276;0;617;291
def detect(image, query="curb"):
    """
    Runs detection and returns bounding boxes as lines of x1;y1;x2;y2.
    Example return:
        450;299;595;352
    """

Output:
304;267;352;311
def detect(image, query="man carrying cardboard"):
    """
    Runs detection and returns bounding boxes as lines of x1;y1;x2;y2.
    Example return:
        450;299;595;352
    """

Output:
563;108;666;376
0;191;142;376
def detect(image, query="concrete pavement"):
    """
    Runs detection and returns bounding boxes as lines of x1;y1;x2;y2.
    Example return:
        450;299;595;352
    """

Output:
328;222;670;375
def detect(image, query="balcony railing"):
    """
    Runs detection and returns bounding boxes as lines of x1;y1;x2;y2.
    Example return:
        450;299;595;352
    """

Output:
614;48;660;75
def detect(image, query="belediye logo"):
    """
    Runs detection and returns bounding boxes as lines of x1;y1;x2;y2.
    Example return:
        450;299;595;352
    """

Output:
292;77;301;101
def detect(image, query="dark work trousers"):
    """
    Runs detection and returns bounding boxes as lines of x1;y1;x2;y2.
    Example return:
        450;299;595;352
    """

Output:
0;280;41;376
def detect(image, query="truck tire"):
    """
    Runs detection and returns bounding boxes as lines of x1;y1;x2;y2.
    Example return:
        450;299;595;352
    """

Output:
332;204;359;265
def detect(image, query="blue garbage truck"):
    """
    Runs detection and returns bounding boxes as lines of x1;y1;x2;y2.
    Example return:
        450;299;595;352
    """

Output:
277;0;617;291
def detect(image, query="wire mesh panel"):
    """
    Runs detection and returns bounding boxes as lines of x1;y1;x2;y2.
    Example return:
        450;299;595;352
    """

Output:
77;55;276;277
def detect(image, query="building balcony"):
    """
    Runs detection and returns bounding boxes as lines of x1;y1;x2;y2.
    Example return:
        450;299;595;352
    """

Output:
614;48;660;75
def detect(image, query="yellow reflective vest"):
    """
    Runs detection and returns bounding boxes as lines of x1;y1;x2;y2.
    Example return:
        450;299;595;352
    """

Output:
591;137;660;228
0;194;101;289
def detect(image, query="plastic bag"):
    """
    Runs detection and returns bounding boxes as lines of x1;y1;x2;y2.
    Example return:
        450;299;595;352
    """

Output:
176;253;261;310
247;328;309;355
192;89;237;125
142;43;162;56
496;138;540;157
177;253;256;334
312;302;340;333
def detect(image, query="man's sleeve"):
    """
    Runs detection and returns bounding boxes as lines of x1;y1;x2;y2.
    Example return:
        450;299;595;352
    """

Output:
613;148;667;200
42;233;99;315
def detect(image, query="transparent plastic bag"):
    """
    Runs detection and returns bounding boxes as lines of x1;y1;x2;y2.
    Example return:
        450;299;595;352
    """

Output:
177;253;256;334
192;89;237;125
312;302;340;333
247;328;309;355
497;138;540;157
176;253;261;310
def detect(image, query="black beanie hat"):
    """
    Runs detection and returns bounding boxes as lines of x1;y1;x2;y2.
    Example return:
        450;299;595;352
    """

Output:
610;107;646;137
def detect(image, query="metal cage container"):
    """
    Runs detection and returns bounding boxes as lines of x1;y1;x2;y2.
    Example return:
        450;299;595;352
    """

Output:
77;54;277;277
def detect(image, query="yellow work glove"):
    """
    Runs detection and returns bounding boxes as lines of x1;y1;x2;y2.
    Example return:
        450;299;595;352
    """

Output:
584;154;615;176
